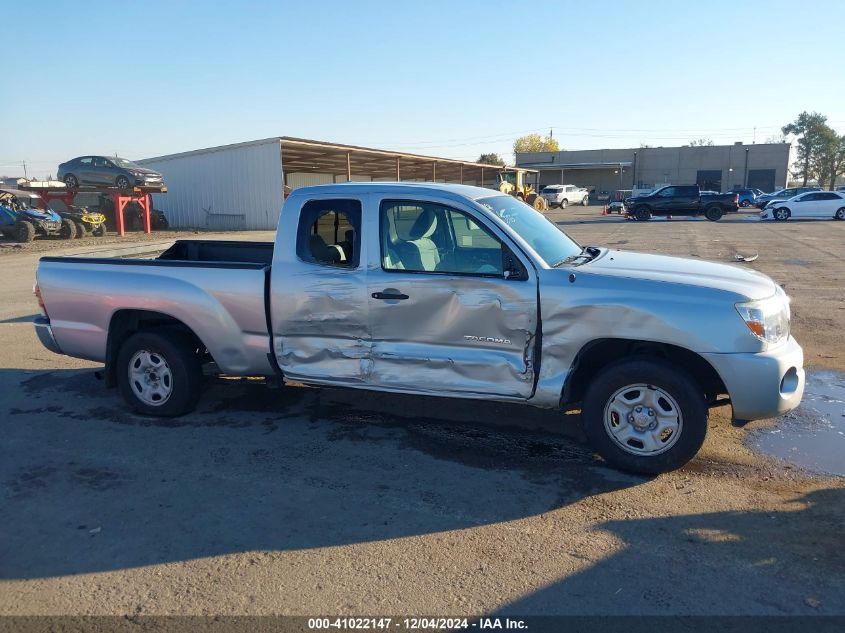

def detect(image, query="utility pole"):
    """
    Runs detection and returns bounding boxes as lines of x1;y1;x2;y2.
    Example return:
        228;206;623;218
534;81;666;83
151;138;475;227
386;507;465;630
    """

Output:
22;160;27;179
753;127;756;144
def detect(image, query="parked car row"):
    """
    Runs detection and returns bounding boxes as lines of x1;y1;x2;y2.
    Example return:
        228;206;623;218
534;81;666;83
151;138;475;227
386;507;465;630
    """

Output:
760;190;845;221
754;186;821;209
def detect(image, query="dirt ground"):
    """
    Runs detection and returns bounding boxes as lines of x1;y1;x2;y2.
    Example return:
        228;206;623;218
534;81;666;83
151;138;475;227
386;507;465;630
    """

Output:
0;209;843;616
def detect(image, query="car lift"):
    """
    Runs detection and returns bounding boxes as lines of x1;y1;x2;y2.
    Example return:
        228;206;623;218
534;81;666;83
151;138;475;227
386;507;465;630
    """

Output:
19;184;167;236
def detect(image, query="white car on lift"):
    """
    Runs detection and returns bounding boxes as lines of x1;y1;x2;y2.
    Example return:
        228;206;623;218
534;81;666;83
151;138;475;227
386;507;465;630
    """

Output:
540;184;589;208
761;191;845;221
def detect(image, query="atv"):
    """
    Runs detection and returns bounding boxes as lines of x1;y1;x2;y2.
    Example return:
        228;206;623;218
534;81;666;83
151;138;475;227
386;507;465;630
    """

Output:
59;205;107;238
0;188;67;242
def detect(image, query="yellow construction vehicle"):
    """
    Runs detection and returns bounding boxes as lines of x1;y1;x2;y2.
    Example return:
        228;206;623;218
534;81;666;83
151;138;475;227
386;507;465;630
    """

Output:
497;170;548;210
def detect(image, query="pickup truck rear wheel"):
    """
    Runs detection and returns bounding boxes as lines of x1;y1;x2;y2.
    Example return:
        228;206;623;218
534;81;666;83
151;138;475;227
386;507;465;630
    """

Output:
117;331;202;417
581;358;708;474
704;206;723;221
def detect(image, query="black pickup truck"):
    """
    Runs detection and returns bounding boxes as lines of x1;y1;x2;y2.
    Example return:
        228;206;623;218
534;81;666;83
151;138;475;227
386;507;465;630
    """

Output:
624;185;739;221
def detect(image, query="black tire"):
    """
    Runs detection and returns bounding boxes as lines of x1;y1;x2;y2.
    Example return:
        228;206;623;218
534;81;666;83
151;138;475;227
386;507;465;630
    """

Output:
581;196;589;206
704;205;723;222
740;200;750;208
835;207;845;221
63;174;78;189
116;175;131;190
634;205;651;221
117;330;203;417
59;218;78;240
773;207;790;221
581;358;708;474
93;224;106;236
560;198;568;209
15;221;36;243
73;220;87;237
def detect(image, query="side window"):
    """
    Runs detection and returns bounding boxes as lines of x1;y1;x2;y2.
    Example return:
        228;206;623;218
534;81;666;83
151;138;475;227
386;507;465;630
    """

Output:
676;186;697;197
819;193;839;200
380;200;505;276
79;157;92;166
295;199;361;267
658;187;676;197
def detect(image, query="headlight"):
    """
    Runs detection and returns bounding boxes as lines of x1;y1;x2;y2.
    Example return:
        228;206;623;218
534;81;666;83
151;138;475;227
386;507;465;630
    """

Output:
735;289;790;344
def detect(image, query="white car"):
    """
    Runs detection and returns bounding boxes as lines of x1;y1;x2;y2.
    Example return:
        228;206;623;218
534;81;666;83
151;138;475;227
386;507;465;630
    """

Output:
540;184;589;208
760;191;845;221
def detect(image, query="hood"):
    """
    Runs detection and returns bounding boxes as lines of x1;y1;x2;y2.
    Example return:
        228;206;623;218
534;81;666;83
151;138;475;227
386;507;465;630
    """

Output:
580;249;777;300
23;208;60;221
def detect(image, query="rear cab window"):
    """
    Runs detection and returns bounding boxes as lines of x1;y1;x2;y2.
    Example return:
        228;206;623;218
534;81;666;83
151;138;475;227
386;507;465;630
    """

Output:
295;199;362;267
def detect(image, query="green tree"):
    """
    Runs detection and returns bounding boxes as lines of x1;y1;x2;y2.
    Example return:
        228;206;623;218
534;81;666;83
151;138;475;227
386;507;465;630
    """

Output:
782;111;829;185
477;153;505;166
813;126;845;190
513;133;560;154
688;138;714;146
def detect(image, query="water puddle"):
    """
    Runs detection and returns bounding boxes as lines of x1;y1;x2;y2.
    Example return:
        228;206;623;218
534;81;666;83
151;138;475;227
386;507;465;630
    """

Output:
748;370;845;476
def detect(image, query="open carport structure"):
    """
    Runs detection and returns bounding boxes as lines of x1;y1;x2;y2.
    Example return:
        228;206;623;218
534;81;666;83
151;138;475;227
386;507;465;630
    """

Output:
139;137;537;230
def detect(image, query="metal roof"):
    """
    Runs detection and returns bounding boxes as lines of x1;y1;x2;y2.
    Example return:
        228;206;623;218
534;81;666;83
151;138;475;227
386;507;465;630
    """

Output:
518;161;633;170
139;136;536;183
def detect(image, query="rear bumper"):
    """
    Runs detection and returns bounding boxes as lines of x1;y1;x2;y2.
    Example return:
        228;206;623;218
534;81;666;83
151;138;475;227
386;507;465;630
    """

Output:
701;336;805;421
33;316;63;355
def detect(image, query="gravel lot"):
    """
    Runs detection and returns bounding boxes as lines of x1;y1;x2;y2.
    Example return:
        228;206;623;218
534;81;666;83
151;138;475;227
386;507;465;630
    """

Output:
1;211;843;616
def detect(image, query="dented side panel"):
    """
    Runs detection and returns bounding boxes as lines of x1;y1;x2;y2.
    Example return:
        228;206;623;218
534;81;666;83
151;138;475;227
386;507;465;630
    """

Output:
364;192;538;399
366;271;537;397
270;194;371;384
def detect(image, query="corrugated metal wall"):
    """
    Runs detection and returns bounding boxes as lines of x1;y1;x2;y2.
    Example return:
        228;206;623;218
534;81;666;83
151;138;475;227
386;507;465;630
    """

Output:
138;139;283;230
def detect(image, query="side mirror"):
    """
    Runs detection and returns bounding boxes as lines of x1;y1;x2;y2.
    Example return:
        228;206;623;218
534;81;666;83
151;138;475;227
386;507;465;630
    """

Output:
502;246;527;281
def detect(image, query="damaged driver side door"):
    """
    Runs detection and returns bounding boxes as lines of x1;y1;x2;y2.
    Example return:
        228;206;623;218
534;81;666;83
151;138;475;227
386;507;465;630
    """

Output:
366;197;539;399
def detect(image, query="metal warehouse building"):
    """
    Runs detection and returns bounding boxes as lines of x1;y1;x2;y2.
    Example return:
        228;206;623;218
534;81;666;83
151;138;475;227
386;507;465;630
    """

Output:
515;142;792;194
138;137;528;230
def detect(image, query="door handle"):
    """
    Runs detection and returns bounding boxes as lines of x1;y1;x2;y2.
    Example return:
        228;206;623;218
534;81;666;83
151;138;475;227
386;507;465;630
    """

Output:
372;291;409;300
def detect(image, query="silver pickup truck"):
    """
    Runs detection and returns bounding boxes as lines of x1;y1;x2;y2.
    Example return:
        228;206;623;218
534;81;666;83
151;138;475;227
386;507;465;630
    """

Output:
33;183;805;473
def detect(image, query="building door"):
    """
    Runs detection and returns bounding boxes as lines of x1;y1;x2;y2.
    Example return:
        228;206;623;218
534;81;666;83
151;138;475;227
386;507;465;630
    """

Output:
696;170;722;192
747;169;776;193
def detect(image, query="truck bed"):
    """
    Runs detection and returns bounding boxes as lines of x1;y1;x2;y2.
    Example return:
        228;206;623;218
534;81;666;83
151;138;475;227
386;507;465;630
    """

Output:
157;240;274;265
37;241;275;375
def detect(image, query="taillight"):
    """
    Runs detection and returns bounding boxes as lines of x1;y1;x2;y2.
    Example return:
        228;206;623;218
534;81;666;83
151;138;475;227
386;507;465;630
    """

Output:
34;282;48;317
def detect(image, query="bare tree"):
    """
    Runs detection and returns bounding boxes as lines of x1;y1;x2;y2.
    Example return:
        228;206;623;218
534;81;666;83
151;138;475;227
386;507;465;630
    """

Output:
688;138;714;147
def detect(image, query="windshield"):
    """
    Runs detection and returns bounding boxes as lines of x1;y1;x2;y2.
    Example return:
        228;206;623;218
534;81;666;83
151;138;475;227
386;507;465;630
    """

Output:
477;195;582;266
113;157;140;169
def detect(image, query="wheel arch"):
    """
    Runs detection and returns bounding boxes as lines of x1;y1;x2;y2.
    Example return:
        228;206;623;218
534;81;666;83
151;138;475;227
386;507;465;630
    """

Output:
561;338;727;409
105;309;209;387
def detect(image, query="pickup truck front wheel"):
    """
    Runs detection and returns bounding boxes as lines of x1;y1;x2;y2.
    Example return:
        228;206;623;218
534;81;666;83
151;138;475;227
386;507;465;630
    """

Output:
581;359;707;474
633;205;651;221
117;331;202;417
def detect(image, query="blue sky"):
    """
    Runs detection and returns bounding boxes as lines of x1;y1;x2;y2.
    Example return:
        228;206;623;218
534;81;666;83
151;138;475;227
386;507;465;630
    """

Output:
2;0;843;178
